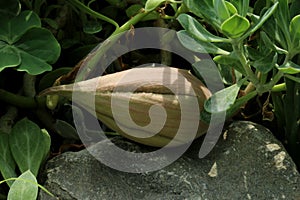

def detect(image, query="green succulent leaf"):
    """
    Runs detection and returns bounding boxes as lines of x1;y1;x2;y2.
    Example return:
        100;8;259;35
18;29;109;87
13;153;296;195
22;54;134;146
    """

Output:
244;2;278;39
277;61;300;74
15;27;60;64
214;0;230;22
225;1;238;15
177;14;229;43
0;0;20;18
9;118;51;177
177;30;229;54
252;52;278;74
290;14;300;44
0;11;60;74
7;170;38;200
0;11;41;43
230;0;249;17
83;21;103;34
183;0;220;26
0;132;17;187
274;0;290;42
0;45;21;71
145;0;165;11
260;31;288;54
213;53;239;65
285;74;300;84
221;14;250;38
205;78;245;113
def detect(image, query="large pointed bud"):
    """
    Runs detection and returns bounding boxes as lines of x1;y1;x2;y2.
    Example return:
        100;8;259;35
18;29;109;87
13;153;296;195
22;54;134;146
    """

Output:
40;67;211;147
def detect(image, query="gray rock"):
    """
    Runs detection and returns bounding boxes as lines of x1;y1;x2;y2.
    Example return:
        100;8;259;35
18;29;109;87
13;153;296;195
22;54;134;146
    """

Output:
39;121;300;200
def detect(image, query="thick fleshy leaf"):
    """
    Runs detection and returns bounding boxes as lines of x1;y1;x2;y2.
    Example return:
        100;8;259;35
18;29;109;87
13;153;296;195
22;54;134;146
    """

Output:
214;0;230;22
0;11;41;43
225;1;238;15
0;45;21;71
204;78;245;113
177;14;229;42
285;74;300;84
145;0;166;11
230;0;249;17
7;170;38;200
243;2;278;39
277;61;300;74
183;0;220;26
0;0;20;18
290;15;300;42
221;14;250;38
54;120;80;140
260;31;288;54
9;118;51;176
177;30;229;54
252;52;278;74
16;50;52;75
83;20;103;34
0;132;17;187
213;53;238;65
273;0;290;41
15;27;60;64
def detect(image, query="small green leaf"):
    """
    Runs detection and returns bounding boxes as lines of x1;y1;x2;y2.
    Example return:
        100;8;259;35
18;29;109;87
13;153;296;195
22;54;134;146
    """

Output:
54;120;79;140
273;0;290;41
126;4;143;17
177;30;229;54
221;14;250;38
204;78;245;113
290;15;300;42
7;170;38;200
83;21;103;34
0;0;20;18
285;74;300;84
214;0;230;22
16;50;52;75
213;53;238;65
244;2;278;39
0;11;41;43
0;45;21;72
260;31;288;54
0;132;17;187
9;118;51;177
230;0;249;17
177;14;229;42
277;61;300;74
252;52;278;74
183;0;220;26
15;27;60;64
145;0;165;11
225;1;238;15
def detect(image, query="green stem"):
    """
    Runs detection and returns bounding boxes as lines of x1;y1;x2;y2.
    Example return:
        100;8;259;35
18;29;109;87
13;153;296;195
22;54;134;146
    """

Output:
112;9;151;35
68;0;119;30
0;89;45;109
232;42;259;88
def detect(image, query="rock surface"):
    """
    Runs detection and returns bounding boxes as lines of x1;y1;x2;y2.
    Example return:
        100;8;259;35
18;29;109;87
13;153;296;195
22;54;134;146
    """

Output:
39;121;300;200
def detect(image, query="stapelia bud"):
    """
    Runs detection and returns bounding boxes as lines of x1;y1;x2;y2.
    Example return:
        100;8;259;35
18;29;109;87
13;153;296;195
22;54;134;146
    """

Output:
41;67;212;147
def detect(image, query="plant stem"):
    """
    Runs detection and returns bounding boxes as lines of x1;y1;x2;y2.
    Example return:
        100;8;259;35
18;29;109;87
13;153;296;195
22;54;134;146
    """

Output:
68;0;120;30
0;89;45;109
232;42;259;89
112;9;151;35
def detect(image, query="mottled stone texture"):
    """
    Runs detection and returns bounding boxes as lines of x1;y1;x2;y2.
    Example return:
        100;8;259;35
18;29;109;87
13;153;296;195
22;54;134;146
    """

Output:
39;121;300;200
